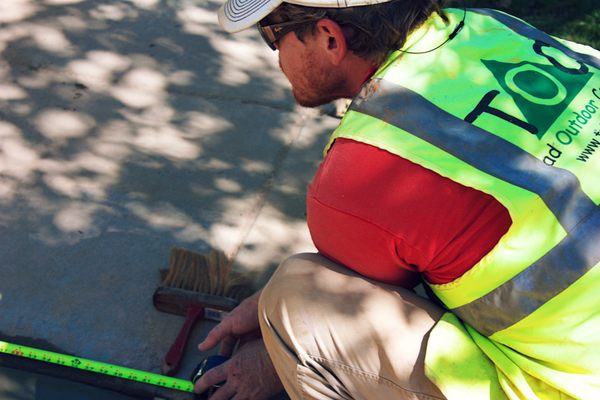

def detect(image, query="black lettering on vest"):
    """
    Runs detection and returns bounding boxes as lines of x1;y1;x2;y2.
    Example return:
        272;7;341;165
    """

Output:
464;90;539;135
543;156;557;166
544;143;562;165
533;40;589;75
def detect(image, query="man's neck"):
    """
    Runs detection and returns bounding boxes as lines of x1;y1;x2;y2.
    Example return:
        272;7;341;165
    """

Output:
342;54;379;97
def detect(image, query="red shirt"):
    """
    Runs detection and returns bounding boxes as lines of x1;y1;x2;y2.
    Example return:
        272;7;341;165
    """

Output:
307;138;512;288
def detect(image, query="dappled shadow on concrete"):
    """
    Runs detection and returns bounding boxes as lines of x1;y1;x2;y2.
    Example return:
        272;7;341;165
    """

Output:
0;0;336;377
1;0;296;249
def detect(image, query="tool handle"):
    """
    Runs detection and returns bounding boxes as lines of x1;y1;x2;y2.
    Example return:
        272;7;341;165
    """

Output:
162;304;205;376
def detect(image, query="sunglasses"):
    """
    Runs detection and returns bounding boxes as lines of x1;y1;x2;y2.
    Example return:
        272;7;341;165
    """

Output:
257;15;325;51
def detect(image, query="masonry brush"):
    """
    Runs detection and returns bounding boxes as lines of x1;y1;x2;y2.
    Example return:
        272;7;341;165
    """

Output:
153;247;254;376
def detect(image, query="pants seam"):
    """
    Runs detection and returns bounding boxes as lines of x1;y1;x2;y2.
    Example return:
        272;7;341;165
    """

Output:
296;363;314;400
306;354;444;400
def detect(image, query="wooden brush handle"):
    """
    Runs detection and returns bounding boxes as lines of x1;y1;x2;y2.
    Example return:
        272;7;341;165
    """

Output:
162;304;205;376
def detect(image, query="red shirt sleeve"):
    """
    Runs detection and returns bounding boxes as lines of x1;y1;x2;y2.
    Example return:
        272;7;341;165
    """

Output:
306;138;512;288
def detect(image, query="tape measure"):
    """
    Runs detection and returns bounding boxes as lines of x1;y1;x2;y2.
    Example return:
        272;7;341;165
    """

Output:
0;340;194;393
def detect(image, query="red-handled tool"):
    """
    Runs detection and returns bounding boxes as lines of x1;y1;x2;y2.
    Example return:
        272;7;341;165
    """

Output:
153;286;235;376
161;304;205;376
153;248;249;376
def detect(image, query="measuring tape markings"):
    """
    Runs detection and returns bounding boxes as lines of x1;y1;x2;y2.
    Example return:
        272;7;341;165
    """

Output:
0;341;194;392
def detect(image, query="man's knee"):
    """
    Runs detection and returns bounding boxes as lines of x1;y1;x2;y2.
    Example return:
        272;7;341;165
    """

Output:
259;253;323;319
258;252;356;316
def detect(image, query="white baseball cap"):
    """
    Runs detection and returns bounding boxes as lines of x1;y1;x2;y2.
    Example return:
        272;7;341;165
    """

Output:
218;0;393;33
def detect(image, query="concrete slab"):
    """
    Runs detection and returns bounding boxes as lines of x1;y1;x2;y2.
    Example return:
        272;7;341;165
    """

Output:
0;0;334;397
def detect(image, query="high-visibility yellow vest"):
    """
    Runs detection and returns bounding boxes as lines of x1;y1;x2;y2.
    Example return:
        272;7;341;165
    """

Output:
325;8;600;399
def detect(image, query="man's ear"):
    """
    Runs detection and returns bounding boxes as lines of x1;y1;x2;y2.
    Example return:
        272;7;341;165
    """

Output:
314;19;348;66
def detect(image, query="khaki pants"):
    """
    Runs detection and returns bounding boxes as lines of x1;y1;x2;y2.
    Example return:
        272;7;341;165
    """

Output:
258;253;447;400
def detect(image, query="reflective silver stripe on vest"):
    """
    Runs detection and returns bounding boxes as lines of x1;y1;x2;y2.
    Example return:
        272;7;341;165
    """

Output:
457;209;600;335
471;8;600;70
350;80;599;334
351;79;597;231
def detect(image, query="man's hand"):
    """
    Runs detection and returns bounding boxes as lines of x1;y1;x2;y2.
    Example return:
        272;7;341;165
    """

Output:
195;289;284;399
194;338;283;400
198;289;262;356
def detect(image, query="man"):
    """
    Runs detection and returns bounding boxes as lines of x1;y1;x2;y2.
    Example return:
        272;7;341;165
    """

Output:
195;0;600;398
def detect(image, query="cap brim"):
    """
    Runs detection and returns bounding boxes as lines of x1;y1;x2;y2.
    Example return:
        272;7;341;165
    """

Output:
218;0;395;33
218;0;283;32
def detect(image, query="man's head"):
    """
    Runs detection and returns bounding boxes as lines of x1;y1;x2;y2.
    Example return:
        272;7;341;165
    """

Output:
218;0;445;106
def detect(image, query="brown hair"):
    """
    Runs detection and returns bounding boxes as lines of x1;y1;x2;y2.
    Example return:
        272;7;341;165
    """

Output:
271;0;447;63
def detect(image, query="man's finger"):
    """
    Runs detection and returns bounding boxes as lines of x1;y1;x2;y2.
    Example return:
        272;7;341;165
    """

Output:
194;361;229;394
198;319;233;351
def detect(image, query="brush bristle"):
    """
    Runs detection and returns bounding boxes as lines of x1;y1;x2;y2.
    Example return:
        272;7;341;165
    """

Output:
162;247;253;302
